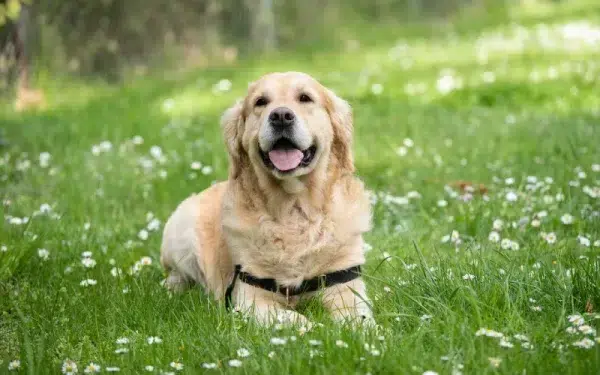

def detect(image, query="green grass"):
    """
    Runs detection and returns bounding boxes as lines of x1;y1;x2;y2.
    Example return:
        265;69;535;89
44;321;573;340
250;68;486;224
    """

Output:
2;3;600;374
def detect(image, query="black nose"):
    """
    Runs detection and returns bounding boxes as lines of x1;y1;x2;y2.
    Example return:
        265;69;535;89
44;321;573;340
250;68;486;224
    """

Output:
269;107;295;129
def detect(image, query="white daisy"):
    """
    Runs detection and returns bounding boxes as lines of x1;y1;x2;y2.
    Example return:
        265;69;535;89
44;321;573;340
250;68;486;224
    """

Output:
488;357;502;368
578;325;596;335
572;338;595;349
8;360;21;371
62;359;78;375
488;231;501;243
80;279;97;287
84;363;101;373
492;219;504;230
270;337;287;345
505;191;518;202
81;258;96;268
228;359;242;368
169;362;183;371
568;314;585;326
335;340;348;348
38;248;50;260
499;338;514;348
544;232;557;244
202;363;217;369
147;336;162;344
578;236;591;247
561;214;574;225
236;348;250;357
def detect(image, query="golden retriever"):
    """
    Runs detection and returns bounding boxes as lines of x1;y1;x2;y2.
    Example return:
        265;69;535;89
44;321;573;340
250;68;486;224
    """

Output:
160;72;373;326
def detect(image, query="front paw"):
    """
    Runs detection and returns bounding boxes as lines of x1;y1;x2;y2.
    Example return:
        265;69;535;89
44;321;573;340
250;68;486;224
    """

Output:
272;309;313;328
331;307;376;329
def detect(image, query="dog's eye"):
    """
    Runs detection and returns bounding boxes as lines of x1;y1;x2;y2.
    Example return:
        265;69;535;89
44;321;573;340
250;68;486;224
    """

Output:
255;97;268;107
299;94;313;103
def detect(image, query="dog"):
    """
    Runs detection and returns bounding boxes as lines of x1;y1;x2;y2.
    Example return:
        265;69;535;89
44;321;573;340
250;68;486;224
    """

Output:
160;72;373;326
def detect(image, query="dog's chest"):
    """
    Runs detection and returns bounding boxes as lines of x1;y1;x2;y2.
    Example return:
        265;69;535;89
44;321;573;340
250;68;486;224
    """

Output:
227;205;345;280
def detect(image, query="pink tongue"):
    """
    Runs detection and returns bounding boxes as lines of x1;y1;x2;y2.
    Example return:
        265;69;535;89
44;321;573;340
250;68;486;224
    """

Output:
268;149;304;171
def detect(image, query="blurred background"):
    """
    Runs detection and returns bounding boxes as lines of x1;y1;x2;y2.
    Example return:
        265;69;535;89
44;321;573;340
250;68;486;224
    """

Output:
0;0;572;95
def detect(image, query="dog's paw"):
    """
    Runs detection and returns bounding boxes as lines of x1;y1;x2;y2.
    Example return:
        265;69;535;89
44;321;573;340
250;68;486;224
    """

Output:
273;309;312;327
162;272;190;293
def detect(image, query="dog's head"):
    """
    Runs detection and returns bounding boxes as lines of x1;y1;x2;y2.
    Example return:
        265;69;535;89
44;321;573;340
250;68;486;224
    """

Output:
221;72;353;185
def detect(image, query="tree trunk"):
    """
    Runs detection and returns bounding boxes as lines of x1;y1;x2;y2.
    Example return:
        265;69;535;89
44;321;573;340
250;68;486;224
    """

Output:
15;1;30;90
247;0;275;53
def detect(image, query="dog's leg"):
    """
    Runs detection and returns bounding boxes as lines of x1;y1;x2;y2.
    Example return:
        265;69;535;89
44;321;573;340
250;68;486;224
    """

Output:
321;278;375;327
234;283;311;327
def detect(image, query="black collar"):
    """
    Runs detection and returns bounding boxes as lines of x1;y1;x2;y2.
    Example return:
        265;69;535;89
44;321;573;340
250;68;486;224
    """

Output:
225;264;362;310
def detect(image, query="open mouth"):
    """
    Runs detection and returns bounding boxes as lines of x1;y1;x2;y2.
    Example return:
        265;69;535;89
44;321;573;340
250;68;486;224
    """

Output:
260;138;317;173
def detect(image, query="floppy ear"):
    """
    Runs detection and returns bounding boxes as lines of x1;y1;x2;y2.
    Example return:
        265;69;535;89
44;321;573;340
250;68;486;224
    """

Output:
325;88;354;173
221;100;244;179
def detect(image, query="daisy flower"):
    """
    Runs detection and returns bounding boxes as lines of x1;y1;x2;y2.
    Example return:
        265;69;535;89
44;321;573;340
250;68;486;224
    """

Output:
147;336;162;344
561;214;574;225
505;191;518;202
62;360;78;375
568;314;585;326
335;340;348;348
228;359;242;368
578;236;591;247
38;248;50;260
81;258;96;268
270;337;287;345
499;338;514;348
170;362;184;371
475;328;504;338
544;232;557;244
572;338;595;349
492;219;504;230
84;363;101;373
488;231;501;243
578;325;596;335
236;348;250;357
202;363;217;369
105;367;120;372
488;357;502;368
80;279;97;287
8;360;21;371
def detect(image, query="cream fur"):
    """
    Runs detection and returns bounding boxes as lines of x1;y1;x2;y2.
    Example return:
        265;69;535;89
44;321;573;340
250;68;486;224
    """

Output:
160;72;373;326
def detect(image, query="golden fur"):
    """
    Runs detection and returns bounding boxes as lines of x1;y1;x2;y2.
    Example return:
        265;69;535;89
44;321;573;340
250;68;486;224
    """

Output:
160;72;373;326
